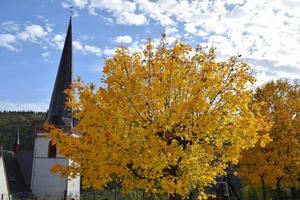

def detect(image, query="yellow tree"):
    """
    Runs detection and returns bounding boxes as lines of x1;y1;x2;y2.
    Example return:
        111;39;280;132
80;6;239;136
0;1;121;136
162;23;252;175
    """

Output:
48;38;269;199
238;80;300;200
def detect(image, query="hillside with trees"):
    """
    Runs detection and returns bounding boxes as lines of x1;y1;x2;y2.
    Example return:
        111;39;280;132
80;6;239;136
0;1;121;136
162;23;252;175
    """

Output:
0;111;46;151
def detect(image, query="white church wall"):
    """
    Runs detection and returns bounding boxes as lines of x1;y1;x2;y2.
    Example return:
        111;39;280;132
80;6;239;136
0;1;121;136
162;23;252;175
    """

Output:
33;133;63;158
31;134;69;200
32;133;48;157
0;156;10;200
31;133;80;200
31;157;69;200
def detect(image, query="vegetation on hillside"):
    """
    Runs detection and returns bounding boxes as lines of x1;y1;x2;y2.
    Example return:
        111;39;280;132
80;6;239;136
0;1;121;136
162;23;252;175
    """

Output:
0;111;46;150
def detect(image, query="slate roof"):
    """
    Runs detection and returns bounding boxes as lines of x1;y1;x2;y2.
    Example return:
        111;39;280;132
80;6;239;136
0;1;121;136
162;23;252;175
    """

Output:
16;150;33;186
2;150;31;193
46;18;73;126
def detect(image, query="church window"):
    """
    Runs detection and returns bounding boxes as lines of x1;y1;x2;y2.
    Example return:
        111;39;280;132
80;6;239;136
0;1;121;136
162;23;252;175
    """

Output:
48;140;57;158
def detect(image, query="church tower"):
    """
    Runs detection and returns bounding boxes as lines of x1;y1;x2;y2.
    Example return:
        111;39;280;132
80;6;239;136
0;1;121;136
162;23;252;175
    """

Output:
31;18;80;200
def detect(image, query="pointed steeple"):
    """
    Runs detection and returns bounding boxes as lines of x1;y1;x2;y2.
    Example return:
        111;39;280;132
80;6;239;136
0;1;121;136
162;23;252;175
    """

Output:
46;18;73;126
13;127;20;153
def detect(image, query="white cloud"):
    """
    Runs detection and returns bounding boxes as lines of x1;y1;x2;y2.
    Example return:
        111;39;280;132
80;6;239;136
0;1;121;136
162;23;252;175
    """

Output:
45;23;53;33
0;23;52;52
41;51;50;59
127;41;145;54
103;40;147;58
83;44;101;56
69;0;147;25
0;34;17;51
72;40;101;56
114;35;133;44
116;12;147;25
73;0;88;9
66;0;300;81
73;40;83;50
0;20;102;60
41;51;50;57
52;36;102;56
165;26;178;35
0;20;102;59
52;34;65;50
0;100;48;112
198;29;208;37
18;25;48;42
137;0;175;26
103;48;116;57
1;21;20;32
78;33;94;41
101;16;114;23
0;0;299;83
226;0;245;4
184;23;197;34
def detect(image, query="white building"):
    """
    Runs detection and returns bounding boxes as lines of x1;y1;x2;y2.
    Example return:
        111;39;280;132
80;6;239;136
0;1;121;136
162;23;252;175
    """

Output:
31;132;80;200
0;18;80;200
0;149;10;200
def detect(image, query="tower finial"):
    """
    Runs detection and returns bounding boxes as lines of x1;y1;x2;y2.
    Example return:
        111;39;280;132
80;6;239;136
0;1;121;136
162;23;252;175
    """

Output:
69;6;74;19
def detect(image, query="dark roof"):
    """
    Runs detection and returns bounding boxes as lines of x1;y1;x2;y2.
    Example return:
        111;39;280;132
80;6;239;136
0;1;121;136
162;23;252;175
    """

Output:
16;151;33;186
2;150;31;193
46;18;73;126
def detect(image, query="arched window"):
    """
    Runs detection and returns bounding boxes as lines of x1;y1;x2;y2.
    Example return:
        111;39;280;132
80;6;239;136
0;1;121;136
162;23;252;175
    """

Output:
48;140;57;158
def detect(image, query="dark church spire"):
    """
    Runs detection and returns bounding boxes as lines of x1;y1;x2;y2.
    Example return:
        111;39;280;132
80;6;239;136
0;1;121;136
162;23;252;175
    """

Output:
46;18;72;126
13;127;20;153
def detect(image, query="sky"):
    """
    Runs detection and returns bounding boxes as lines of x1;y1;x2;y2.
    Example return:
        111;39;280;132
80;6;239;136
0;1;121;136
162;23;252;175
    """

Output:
0;0;300;111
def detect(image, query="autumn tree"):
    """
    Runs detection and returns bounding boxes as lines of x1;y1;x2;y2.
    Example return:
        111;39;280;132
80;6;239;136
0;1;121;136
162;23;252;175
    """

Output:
48;38;269;199
238;80;300;200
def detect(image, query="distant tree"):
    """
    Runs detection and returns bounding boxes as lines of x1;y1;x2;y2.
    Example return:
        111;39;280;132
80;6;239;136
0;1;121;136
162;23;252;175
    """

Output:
48;38;270;199
238;80;300;200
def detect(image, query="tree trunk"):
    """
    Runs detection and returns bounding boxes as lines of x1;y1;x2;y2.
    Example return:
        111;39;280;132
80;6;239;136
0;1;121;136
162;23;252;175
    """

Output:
275;177;283;200
261;177;266;200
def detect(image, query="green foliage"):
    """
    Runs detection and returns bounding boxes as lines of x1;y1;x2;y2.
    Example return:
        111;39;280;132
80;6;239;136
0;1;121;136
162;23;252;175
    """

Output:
80;189;168;200
0;111;46;150
242;184;300;200
243;185;259;200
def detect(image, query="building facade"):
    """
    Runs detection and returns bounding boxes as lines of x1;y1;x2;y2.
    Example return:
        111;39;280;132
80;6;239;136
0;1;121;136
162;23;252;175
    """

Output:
31;18;80;200
31;132;80;200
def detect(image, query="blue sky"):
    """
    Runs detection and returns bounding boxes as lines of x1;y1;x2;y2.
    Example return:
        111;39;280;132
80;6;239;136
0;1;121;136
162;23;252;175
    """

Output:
0;0;300;111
